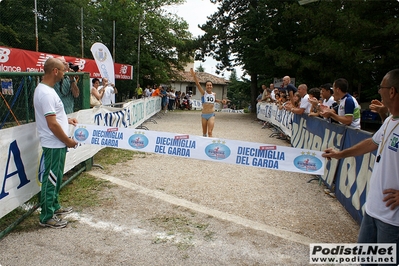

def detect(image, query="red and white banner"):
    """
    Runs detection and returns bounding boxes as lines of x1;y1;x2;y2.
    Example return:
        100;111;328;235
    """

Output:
0;46;133;80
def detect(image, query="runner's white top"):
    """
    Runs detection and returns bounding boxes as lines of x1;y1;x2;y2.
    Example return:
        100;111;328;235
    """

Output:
201;91;215;104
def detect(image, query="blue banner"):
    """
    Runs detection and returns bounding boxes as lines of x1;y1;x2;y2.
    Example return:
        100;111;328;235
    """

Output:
291;115;346;188
335;127;374;224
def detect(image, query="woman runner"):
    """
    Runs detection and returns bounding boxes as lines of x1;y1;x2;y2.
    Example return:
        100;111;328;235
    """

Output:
190;68;225;137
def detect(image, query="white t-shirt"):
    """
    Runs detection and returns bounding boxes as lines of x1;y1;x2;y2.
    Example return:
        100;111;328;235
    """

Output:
366;116;399;226
100;85;115;105
34;83;69;148
168;91;176;99
299;94;312;114
322;96;335;108
143;88;150;97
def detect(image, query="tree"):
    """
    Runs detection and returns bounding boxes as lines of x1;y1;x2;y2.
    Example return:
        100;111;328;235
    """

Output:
197;0;399;108
0;0;195;99
197;0;284;112
196;64;205;72
227;69;251;109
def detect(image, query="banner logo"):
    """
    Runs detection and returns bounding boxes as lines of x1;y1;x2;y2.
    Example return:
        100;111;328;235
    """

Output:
94;48;107;62
128;134;149;149
120;65;128;74
74;128;89;141
205;141;231;160
294;153;322;172
388;133;399;152
0;48;10;63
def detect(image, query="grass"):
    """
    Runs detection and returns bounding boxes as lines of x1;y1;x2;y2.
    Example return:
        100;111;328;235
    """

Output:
0;172;114;233
0;147;138;235
150;213;214;249
93;147;143;165
1;147;216;249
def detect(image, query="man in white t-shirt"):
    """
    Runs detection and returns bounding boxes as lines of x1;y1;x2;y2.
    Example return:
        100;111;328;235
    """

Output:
99;77;118;105
33;58;78;229
285;84;311;115
322;69;399;263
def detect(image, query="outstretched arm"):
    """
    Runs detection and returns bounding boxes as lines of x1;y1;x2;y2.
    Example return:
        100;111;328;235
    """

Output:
190;68;205;95
322;138;377;160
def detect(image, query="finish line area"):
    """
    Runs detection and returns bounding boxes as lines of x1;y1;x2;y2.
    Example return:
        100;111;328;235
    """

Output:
74;123;325;176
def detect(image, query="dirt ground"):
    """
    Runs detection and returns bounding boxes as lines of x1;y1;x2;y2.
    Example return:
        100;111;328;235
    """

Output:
0;111;359;266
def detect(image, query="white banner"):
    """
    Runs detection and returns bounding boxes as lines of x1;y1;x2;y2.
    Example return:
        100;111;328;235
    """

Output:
74;124;325;175
257;102;293;138
0;97;161;219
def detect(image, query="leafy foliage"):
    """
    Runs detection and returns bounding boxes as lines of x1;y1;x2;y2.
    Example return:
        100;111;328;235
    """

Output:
198;0;399;109
227;69;251;109
0;0;194;99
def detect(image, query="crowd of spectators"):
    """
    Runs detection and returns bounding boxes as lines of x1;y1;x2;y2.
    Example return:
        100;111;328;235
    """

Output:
257;76;368;141
137;84;194;113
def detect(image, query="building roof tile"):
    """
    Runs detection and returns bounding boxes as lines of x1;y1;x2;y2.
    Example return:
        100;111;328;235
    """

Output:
171;71;229;85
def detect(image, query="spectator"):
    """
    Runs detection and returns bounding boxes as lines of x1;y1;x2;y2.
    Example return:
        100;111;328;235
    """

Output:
270;88;279;102
292;92;301;108
320;83;335;108
151;85;160;97
146;86;153;97
322;69;399;263
308;87;321;117
136;84;143;99
277;91;288;110
100;78;118;105
320;78;361;129
317;83;336;122
90;78;104;107
281;76;298;100
260;84;272;102
285;84;311;115
160;86;168;113
53;57;79;114
167;89;176;111
175;91;181;109
33;58;78;228
256;90;263;102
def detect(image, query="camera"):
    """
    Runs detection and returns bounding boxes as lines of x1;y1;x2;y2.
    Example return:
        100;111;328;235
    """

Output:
68;62;79;72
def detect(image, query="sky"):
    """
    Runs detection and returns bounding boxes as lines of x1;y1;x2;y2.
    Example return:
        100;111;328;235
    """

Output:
164;0;245;80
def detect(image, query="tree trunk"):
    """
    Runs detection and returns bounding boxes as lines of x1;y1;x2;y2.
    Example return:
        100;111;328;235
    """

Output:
250;73;258;113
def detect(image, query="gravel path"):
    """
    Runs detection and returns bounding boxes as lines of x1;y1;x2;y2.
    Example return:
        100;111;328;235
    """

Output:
0;110;359;266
